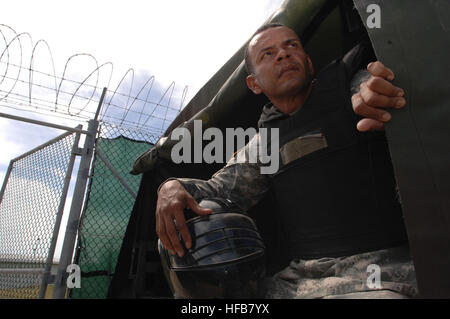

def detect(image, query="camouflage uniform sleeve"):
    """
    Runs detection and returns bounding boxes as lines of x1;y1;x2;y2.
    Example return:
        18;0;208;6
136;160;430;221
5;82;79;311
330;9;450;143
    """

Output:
163;133;271;211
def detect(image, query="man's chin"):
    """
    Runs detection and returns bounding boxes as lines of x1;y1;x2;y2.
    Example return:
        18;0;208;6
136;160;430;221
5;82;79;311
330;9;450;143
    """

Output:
281;77;313;95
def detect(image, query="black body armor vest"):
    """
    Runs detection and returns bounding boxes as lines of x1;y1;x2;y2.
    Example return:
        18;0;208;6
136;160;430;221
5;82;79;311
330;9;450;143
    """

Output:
259;60;408;259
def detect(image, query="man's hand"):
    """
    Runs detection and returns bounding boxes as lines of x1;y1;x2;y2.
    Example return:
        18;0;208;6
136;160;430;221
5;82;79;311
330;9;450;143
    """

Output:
352;61;406;131
156;180;212;257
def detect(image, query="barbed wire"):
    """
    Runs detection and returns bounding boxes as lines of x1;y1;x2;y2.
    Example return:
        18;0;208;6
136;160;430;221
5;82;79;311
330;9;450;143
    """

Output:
0;24;188;134
0;76;180;124
0;60;185;113
0;96;169;137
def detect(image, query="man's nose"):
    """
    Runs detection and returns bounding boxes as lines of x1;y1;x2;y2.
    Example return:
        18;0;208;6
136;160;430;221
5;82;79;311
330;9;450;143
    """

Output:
276;48;290;62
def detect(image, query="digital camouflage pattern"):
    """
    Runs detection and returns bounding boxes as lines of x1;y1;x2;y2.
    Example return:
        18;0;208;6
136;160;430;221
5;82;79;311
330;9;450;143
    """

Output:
263;244;418;299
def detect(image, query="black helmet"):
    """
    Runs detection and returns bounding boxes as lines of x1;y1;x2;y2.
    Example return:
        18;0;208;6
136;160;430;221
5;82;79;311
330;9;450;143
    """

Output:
158;198;266;299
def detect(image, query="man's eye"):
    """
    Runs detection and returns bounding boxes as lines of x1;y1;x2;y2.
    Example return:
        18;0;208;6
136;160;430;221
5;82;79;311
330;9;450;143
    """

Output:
261;51;272;60
289;42;298;48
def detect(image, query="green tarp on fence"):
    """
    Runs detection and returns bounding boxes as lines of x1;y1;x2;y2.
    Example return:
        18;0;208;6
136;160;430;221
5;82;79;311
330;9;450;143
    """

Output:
71;136;152;299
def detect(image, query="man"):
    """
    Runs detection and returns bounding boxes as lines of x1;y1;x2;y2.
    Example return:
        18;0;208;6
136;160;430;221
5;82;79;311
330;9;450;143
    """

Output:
155;24;418;298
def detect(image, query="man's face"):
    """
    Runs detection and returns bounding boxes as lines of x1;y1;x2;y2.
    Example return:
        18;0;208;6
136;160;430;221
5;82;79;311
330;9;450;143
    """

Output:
246;26;313;100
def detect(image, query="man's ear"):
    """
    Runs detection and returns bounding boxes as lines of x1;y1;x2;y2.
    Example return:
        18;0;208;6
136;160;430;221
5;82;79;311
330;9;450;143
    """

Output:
246;74;263;95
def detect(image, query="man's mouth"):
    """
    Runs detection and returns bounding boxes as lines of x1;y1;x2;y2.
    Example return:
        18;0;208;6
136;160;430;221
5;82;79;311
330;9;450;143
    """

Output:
279;64;300;78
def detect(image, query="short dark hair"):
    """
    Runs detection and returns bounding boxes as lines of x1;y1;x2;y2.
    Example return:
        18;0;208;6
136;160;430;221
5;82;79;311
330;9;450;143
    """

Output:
244;23;287;75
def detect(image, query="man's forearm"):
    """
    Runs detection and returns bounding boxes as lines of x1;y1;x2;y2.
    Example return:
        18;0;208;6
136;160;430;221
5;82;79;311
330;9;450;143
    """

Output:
171;162;270;212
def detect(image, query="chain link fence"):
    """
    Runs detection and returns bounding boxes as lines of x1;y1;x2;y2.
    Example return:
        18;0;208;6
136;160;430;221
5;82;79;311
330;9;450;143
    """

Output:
0;120;163;299
0;130;78;299
70;122;158;298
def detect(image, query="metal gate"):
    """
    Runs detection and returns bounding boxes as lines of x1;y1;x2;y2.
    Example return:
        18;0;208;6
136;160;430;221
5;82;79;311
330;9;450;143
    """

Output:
0;128;80;299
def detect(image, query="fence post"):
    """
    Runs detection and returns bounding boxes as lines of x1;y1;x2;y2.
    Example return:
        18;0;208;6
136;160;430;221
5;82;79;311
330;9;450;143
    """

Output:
51;120;98;299
52;88;106;299
0;162;14;258
0;161;14;205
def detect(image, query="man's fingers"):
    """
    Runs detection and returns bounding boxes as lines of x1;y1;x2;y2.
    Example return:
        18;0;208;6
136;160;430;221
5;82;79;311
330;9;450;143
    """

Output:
360;82;406;109
187;196;213;216
164;215;185;257
367;61;395;81
174;210;192;250
366;76;404;98
352;93;392;123
156;211;175;254
155;179;213;257
357;118;385;132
